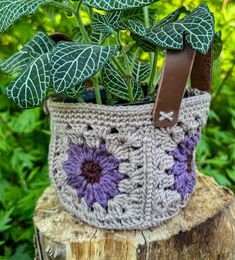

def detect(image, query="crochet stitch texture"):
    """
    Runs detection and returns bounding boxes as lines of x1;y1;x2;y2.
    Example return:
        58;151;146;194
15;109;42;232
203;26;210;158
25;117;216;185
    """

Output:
48;91;211;230
63;143;123;208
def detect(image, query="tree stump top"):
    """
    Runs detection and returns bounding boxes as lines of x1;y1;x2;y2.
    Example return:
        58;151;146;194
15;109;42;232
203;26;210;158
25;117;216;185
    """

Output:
34;174;235;260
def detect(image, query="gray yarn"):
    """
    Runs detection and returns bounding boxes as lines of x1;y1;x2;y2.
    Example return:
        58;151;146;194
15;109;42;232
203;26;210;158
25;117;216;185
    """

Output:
47;91;211;230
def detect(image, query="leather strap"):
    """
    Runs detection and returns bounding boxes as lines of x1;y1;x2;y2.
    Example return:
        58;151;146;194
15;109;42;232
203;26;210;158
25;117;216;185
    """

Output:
153;45;213;128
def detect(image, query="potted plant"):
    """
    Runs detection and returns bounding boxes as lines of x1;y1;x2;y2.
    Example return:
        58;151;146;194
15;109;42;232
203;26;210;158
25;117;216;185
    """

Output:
0;0;220;229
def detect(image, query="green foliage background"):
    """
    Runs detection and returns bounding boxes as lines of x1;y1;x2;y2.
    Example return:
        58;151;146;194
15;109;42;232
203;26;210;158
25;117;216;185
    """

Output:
0;0;234;258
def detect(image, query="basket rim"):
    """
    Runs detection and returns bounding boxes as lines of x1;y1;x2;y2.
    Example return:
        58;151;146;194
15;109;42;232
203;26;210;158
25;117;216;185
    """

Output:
47;91;211;113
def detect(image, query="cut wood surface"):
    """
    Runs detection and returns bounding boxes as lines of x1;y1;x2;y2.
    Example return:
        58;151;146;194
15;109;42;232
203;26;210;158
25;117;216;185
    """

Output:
34;174;235;260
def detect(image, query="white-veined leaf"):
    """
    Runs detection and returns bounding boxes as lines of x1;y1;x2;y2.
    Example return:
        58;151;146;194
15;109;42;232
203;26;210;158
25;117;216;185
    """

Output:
83;0;159;11
156;6;187;27
0;32;55;74
5;53;50;108
62;83;86;98
0;0;50;33
90;32;107;44
92;11;122;34
132;61;150;82
131;4;214;54
113;8;157;30
103;63;143;101
51;42;119;93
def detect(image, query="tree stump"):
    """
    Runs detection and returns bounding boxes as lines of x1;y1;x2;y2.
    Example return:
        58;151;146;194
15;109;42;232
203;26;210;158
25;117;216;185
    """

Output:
34;175;235;260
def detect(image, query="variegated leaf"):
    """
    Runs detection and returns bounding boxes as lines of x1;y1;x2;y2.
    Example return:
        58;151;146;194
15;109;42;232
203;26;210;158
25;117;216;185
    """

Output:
90;32;107;44
92;11;122;35
93;8;157;32
131;4;214;54
5;54;50;108
132;61;150;82
0;32;55;74
51;42;119;93
113;8;156;29
0;0;50;33
83;0;158;11
103;63;143;101
156;6;187;27
63;84;86;98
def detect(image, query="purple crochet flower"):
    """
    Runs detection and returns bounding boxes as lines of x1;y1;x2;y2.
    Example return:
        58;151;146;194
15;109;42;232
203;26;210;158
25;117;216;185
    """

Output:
168;132;200;198
63;143;123;208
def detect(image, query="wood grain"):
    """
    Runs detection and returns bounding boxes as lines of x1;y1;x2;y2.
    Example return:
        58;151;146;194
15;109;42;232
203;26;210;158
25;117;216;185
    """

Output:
34;174;235;260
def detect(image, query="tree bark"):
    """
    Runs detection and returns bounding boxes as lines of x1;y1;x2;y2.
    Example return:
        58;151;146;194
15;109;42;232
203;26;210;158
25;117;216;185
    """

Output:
34;174;235;260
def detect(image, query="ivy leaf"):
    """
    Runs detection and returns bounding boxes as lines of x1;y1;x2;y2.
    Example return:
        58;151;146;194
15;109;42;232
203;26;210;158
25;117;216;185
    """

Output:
5;53;50;108
131;4;214;54
83;0;159;11
103;63;143;101
0;32;55;74
51;42;119;93
0;0;50;33
132;61;150;82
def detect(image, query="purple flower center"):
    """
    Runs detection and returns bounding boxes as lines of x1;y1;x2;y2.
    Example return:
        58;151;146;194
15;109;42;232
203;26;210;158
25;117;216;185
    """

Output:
168;132;200;198
63;143;123;208
81;161;102;184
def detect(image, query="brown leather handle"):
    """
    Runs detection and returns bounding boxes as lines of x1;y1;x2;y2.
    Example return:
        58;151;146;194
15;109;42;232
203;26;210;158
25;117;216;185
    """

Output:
153;45;213;128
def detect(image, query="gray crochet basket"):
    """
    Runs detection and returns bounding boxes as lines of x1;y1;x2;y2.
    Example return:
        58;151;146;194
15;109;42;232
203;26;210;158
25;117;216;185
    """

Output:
47;46;213;230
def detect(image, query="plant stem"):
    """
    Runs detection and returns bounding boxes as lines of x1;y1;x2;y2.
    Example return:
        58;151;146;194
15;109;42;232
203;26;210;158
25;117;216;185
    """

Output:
74;2;90;44
143;6;150;28
51;0;90;44
92;76;102;105
126;76;134;103
112;58;133;103
74;15;90;43
148;49;159;95
75;0;83;13
112;58;127;76
143;6;155;80
130;47;141;72
114;32;134;102
51;1;75;14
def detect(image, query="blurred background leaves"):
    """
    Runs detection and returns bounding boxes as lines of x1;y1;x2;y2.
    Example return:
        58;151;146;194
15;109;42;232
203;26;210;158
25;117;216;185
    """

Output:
0;0;234;258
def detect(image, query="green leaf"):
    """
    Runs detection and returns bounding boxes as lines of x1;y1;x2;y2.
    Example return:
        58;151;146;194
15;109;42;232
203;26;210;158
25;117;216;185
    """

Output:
112;8;157;29
9;244;32;260
5;53;50;108
131;4;214;54
124;8;156;24
83;0;158;11
0;0;50;33
0;208;13;232
51;42;119;93
103;63;143;101
90;32;107;44
0;32;55;74
63;83;86;98
92;11;122;35
213;31;223;60
132;61;150;82
156;6;187;27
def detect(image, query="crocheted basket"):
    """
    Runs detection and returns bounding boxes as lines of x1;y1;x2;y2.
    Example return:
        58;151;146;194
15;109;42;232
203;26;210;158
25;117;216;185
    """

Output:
47;46;213;230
